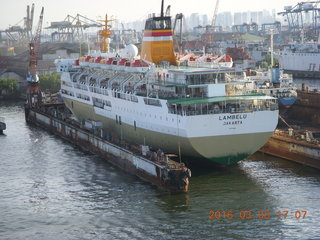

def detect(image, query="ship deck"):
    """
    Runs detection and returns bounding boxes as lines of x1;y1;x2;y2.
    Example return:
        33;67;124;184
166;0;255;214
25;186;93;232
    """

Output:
167;95;274;105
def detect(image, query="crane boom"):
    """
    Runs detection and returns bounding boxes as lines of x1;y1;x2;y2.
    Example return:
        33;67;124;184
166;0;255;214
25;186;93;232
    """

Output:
211;0;220;26
26;6;44;108
28;7;44;80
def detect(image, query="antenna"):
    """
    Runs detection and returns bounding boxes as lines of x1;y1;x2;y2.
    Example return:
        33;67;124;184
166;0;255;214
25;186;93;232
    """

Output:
161;0;164;17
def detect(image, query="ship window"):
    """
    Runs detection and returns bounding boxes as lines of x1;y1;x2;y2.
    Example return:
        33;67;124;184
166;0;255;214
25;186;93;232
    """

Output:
134;120;136;131
119;116;122;125
116;115;118;124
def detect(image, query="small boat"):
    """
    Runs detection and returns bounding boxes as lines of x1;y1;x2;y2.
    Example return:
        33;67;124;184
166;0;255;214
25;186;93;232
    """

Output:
248;67;297;108
0;117;6;134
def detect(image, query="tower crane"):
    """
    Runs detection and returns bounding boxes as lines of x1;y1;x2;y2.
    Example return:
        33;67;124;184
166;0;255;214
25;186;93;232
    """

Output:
26;7;44;108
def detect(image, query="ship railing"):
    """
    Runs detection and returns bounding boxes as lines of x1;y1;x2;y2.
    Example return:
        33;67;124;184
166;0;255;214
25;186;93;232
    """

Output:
119;75;134;91
169;103;278;116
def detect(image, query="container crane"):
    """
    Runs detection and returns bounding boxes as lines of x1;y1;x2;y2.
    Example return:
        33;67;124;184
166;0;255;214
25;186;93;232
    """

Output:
26;7;44;108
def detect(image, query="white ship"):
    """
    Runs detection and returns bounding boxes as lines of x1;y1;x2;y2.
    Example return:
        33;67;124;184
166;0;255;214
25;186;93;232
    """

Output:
55;1;279;165
277;42;320;78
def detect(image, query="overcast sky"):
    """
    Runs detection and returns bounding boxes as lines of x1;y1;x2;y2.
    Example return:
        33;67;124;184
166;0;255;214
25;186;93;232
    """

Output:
1;0;301;29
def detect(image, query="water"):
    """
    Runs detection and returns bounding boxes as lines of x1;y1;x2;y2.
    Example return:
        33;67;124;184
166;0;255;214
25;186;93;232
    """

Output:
0;102;320;240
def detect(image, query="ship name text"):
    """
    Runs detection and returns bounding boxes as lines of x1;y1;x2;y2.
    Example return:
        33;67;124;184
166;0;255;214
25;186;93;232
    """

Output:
219;114;247;126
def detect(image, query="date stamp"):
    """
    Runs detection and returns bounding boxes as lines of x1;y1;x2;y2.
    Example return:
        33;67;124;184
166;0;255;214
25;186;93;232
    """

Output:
208;210;308;220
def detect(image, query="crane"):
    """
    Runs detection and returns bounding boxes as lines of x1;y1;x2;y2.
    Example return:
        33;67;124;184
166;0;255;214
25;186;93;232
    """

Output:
26;6;44;108
98;14;115;53
204;0;220;52
211;0;220;26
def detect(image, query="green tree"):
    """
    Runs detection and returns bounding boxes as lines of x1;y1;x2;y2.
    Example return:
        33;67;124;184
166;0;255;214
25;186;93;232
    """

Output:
39;73;61;93
264;54;279;67
0;78;20;97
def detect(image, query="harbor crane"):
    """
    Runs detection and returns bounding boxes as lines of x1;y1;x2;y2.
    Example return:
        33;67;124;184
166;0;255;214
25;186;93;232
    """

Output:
26;7;44;108
211;0;220;26
203;0;220;52
278;1;320;40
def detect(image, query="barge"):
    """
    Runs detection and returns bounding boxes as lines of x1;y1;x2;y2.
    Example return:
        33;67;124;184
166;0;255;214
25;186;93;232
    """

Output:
260;128;320;169
25;103;190;193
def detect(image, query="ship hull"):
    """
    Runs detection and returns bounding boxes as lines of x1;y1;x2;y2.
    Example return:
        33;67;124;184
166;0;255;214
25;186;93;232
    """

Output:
278;51;320;79
278;97;297;108
63;98;275;166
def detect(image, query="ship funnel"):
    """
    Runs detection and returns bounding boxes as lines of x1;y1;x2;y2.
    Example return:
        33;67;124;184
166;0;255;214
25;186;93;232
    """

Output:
140;0;177;66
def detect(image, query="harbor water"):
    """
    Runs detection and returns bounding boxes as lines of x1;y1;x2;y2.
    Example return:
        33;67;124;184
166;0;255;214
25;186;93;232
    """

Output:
0;102;319;240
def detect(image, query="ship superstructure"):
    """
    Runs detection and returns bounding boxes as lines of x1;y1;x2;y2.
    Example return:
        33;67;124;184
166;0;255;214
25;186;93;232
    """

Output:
277;42;320;78
55;1;279;165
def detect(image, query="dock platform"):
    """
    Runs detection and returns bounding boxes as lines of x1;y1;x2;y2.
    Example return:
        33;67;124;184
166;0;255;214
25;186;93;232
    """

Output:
25;104;190;193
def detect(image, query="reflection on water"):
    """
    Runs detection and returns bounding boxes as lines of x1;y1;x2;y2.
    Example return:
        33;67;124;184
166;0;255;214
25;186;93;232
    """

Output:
0;102;319;240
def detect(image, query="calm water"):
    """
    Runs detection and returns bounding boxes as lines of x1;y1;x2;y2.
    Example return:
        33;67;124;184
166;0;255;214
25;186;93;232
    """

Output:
0;102;320;240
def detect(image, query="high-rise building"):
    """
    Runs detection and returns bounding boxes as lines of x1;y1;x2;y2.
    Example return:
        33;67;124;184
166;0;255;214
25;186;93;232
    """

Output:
216;12;232;29
234;12;242;25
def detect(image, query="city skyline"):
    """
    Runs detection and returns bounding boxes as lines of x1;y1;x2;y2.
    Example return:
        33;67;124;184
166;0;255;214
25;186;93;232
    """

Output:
0;0;301;30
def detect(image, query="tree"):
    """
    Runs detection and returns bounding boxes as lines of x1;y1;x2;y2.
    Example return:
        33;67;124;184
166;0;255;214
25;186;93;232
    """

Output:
0;78;20;97
39;73;61;93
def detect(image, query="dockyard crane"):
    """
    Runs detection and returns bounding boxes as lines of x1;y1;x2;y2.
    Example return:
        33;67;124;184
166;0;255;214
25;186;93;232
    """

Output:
26;7;44;108
204;0;220;52
211;0;220;26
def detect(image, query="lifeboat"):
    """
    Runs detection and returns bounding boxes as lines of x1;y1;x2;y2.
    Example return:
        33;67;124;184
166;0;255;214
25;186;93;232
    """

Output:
103;57;114;70
79;55;92;67
126;59;149;73
117;58;128;70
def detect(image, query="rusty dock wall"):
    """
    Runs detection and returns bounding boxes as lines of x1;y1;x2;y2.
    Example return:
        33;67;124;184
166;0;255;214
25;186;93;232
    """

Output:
25;105;190;193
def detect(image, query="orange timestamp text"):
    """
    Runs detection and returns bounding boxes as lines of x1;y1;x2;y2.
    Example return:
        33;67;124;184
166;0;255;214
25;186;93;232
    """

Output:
208;210;308;220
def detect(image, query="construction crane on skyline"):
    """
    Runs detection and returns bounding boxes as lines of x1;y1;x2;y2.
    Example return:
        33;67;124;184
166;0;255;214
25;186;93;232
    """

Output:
211;0;220;26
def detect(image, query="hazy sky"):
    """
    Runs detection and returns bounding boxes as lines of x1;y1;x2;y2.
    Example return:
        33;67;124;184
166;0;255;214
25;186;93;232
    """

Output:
1;0;300;29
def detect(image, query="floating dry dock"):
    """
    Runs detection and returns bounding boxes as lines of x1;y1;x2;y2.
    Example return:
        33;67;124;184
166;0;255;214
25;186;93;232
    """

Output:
25;103;190;193
260;128;320;169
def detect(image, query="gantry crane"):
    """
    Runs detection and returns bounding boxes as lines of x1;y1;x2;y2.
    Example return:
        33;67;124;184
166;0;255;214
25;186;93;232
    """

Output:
98;14;115;53
26;7;44;108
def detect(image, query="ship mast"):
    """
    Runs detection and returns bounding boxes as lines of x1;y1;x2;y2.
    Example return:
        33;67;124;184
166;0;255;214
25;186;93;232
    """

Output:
98;14;114;53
